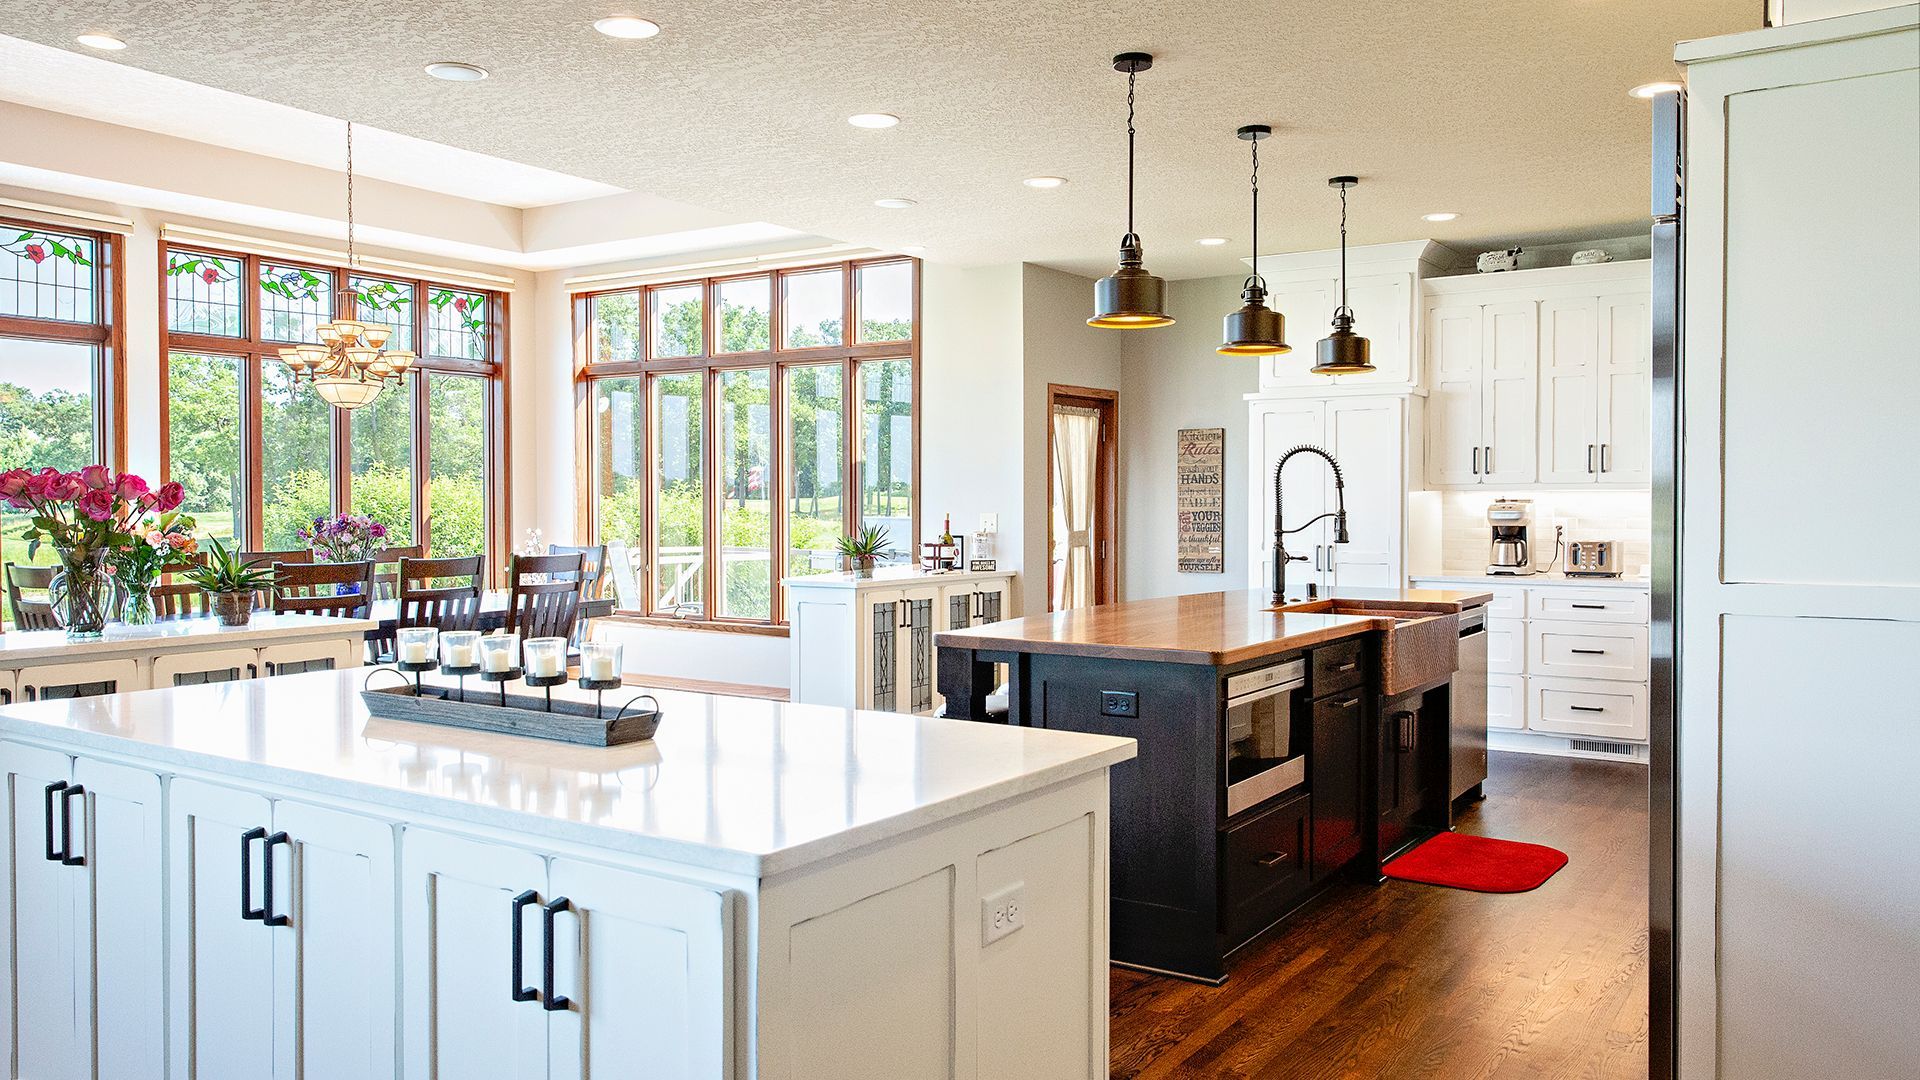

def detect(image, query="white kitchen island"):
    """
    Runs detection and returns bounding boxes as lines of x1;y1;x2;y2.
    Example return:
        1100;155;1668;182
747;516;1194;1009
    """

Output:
0;668;1134;1080
0;612;374;702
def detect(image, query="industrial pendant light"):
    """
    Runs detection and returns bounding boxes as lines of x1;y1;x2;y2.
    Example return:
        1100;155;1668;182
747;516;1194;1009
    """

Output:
1314;175;1375;375
1218;124;1289;356
1089;52;1172;329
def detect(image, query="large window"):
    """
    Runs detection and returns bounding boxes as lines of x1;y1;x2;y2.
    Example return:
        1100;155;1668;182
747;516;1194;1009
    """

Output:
163;244;504;564
577;258;918;625
1;218;122;614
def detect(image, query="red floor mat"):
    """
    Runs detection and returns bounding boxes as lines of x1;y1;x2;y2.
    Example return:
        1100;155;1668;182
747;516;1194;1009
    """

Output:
1382;831;1568;893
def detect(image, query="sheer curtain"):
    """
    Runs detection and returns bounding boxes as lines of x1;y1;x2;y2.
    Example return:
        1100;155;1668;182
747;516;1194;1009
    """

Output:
1051;405;1100;610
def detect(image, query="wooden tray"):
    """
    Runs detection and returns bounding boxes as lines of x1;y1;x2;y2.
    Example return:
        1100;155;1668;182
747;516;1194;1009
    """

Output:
359;684;661;747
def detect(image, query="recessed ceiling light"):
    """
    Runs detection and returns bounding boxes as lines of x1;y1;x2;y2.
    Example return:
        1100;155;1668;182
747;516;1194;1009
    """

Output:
1022;176;1068;189
594;15;661;39
76;33;126;50
874;197;916;209
1421;212;1460;223
424;61;489;82
1197;237;1229;247
848;113;900;129
1630;81;1683;100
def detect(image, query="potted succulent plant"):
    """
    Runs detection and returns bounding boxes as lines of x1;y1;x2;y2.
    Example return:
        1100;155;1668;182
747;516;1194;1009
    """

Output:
182;536;273;627
836;524;892;577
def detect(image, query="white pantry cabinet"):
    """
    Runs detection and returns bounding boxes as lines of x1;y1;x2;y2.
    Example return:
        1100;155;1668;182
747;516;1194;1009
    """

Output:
1;741;165;1080
1251;395;1417;599
786;568;1014;714
1423;262;1652;490
167;778;397;1080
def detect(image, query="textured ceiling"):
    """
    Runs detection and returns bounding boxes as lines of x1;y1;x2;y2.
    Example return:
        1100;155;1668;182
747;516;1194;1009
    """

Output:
5;1;1755;277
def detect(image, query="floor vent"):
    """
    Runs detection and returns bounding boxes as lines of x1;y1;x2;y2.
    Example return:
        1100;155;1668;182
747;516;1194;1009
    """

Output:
1569;739;1639;758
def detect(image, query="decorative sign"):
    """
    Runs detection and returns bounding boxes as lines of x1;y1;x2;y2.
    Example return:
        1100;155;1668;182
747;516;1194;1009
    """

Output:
1176;428;1226;573
968;560;998;572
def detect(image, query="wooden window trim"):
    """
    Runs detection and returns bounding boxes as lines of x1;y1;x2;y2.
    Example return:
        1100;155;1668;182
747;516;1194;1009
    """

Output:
1045;383;1120;610
575;257;920;626
0;217;125;473
159;240;506;574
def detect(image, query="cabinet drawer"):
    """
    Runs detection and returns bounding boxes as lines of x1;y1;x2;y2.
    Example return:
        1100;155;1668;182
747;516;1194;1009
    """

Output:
1528;620;1649;681
1528;588;1649;624
1488;673;1526;730
1221;791;1312;939
1487;617;1525;674
1484;588;1526;620
1310;639;1365;697
1529;677;1647;740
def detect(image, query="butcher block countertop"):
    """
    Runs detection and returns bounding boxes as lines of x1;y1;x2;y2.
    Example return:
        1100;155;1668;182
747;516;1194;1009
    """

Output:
935;587;1491;667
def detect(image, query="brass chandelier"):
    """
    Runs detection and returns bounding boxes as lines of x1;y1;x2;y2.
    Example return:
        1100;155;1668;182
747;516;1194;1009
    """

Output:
277;121;415;411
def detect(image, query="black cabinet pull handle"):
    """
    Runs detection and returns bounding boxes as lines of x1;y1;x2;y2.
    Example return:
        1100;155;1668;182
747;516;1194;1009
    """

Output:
43;780;66;862
510;889;540;1002
1570;603;1606;610
1588;444;1596;473
1485;446;1493;473
241;827;268;921
59;785;86;867
542;896;573;1012
1255;851;1291;868
1471;447;1479;475
1601;444;1610;473
1571;648;1607;655
1569;704;1606;713
263;832;291;926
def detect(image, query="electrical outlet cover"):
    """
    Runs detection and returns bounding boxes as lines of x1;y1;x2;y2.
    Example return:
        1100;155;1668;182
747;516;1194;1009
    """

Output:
978;513;998;533
981;882;1026;945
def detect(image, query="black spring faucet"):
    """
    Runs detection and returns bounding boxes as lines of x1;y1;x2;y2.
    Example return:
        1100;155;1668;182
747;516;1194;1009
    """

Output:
1272;444;1349;605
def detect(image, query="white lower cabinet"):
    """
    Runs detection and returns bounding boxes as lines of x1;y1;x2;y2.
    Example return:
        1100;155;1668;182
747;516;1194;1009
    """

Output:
1487;674;1526;731
168;778;397;1080
402;827;732;1080
1486;617;1525;674
1;741;165;1080
1529;676;1649;741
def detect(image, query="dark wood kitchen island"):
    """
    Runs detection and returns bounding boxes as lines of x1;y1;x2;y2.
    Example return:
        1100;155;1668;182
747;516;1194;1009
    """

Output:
936;587;1490;983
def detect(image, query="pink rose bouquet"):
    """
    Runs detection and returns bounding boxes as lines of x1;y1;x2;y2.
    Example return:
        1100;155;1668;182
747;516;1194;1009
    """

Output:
2;464;193;634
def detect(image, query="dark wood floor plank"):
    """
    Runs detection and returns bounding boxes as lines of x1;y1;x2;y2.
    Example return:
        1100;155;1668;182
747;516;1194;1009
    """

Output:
1110;751;1649;1079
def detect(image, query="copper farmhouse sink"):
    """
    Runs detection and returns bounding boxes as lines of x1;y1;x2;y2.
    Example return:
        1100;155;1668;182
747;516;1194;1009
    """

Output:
1276;599;1461;695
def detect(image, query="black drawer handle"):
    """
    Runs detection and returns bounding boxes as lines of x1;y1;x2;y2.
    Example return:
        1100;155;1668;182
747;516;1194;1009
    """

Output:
542;896;573;1012
1570;603;1607;610
1569;704;1606;713
511;890;540;1002
241;827;268;921
263;831;291;927
43;780;65;862
1570;648;1608;655
1255;850;1291;868
59;785;86;866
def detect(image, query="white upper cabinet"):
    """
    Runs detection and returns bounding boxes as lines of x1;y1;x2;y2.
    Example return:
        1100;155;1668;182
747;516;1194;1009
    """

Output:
1323;396;1407;589
1258;277;1336;388
1422;261;1651;489
1250;240;1447;395
1250;395;1414;597
1249;398;1330;596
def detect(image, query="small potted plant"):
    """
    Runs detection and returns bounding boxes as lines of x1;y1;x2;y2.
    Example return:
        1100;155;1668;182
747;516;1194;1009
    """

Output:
836;524;892;577
182;536;273;627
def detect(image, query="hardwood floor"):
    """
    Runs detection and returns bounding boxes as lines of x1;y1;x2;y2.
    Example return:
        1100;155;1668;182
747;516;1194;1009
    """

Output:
1110;751;1648;1079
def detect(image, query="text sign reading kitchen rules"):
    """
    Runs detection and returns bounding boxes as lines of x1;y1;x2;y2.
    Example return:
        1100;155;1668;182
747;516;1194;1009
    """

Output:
1176;428;1225;573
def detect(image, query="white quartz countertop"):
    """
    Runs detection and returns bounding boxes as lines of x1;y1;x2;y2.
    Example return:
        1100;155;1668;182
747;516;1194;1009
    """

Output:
0;613;376;663
782;565;1009;588
1410;573;1651;590
0;668;1135;877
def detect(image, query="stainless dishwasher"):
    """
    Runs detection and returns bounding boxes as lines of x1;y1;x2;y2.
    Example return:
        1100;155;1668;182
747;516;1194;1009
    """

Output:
1450;605;1489;801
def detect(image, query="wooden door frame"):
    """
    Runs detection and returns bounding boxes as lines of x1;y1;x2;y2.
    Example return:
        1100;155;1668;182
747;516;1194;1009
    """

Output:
1045;383;1119;610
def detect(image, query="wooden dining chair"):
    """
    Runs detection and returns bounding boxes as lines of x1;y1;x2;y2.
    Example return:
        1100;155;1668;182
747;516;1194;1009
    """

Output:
4;563;61;631
365;555;486;663
242;548;311;610
546;543;608;599
503;552;584;646
150;582;211;620
372;544;424;601
270;560;375;619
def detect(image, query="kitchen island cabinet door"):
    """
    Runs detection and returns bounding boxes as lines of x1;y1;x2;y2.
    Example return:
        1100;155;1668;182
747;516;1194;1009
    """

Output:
1309;692;1367;880
72;756;167;1080
545;857;733;1080
3;742;84;1080
168;779;277;1080
401;827;550;1080
271;799;398;1080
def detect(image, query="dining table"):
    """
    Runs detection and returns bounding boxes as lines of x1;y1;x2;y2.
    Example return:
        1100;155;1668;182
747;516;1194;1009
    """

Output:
364;591;616;637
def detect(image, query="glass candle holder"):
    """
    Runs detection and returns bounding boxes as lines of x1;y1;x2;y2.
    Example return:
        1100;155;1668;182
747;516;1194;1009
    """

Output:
479;632;520;674
441;630;482;671
523;636;568;679
579;641;623;683
396;626;439;666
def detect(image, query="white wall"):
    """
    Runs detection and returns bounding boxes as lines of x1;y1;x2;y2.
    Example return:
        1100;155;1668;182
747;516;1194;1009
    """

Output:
1116;274;1261;600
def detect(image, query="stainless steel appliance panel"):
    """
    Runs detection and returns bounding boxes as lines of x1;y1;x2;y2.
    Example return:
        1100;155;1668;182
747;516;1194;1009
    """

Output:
1224;660;1309;817
1450;606;1490;801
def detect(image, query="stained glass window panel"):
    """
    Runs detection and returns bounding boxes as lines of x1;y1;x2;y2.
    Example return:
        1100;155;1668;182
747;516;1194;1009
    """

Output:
167;250;245;336
1;227;96;322
426;288;487;360
259;263;334;343
351;276;415;347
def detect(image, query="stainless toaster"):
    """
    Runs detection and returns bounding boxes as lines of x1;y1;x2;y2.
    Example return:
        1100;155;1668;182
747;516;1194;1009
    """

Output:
1565;540;1623;578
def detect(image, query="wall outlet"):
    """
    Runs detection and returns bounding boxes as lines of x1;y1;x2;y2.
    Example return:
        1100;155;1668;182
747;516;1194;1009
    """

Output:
978;513;998;534
1100;690;1139;718
981;882;1026;946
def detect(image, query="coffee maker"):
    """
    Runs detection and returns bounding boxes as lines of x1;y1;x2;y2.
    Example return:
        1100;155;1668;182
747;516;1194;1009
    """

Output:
1487;498;1535;575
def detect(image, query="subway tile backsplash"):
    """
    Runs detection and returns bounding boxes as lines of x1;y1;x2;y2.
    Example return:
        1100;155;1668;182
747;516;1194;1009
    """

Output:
1437;490;1653;577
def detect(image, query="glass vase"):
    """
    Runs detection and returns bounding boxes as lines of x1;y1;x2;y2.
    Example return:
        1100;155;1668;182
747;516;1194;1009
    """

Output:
51;547;114;639
119;580;158;627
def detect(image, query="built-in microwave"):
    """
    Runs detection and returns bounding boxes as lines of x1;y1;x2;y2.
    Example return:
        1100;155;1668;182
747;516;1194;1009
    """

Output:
1223;659;1309;817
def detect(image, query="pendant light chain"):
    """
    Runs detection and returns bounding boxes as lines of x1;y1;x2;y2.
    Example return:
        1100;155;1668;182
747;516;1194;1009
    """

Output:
1125;68;1137;239
1336;181;1349;316
345;120;356;272
1249;136;1261;282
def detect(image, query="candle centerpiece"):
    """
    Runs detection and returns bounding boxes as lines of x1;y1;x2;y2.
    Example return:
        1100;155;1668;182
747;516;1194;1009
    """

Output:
578;640;624;716
523;636;569;711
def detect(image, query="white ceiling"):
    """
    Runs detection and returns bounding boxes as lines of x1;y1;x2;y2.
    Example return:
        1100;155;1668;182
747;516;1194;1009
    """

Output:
2;1;1756;278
